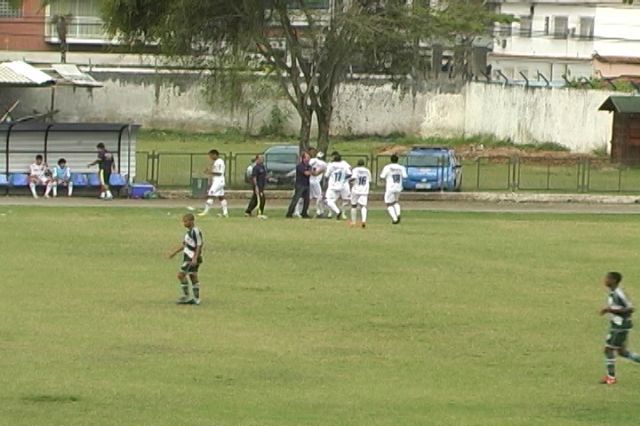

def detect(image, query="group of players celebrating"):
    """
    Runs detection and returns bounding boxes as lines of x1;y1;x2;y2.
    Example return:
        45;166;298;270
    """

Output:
194;147;409;227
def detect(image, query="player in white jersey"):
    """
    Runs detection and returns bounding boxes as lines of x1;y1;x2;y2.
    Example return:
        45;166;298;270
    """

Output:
324;153;352;220
28;154;50;199
308;150;327;217
199;149;229;217
349;159;371;228
379;154;408;224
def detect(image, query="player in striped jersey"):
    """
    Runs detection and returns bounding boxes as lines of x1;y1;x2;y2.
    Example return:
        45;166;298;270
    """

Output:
600;272;640;384
349;160;371;228
168;213;204;305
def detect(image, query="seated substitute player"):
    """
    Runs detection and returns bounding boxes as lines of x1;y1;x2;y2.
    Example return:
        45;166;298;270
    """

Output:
46;158;73;197
379;154;408;224
28;154;50;199
324;153;352;220
349;159;371;228
199;149;229;217
599;271;640;385
168;213;204;305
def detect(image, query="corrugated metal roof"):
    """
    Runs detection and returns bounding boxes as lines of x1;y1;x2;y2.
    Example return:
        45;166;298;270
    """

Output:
51;64;103;88
0;61;55;87
599;96;640;113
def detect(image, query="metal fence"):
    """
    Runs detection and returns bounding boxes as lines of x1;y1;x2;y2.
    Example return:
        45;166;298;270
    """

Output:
134;151;640;194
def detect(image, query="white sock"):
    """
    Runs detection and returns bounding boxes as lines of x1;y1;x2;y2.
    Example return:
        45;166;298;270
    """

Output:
351;207;357;224
394;203;401;217
29;183;37;198
361;206;367;223
100;191;106;199
68;183;73;196
106;190;113;198
203;199;213;213
52;184;57;197
387;205;398;221
221;199;228;216
327;199;340;215
295;199;303;215
45;183;52;197
315;199;324;215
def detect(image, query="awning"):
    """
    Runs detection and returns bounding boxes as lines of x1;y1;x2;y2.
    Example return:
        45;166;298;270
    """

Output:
0;61;55;87
599;96;640;113
50;64;103;88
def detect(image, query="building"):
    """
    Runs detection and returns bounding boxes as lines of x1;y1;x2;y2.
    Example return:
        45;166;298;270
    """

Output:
0;0;113;52
488;0;640;83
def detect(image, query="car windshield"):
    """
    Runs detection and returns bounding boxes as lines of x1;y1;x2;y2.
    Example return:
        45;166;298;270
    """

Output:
407;154;450;167
266;153;297;163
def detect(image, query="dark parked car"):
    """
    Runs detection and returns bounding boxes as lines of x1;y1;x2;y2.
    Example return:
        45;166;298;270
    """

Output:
246;145;299;186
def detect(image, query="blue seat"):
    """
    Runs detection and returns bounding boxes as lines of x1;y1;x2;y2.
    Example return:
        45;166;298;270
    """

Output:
87;173;101;187
71;173;88;187
9;173;29;187
109;173;126;186
0;174;8;186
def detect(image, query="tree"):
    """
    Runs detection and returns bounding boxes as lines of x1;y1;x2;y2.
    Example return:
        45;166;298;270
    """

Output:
101;0;505;152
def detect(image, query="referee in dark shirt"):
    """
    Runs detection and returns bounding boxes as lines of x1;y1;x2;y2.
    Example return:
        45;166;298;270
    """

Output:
286;151;312;218
245;155;267;218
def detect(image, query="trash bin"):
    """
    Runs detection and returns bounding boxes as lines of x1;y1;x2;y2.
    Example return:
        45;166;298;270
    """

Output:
191;178;209;197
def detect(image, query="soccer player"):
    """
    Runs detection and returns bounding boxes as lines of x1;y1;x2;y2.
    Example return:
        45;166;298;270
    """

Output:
168;213;204;305
379;154;408;224
349;159;371;228
199;149;229;217
309;150;327;217
88;143;116;200
599;272;640;384
324;153;352;220
28;154;50;199
46;158;73;197
245;154;267;219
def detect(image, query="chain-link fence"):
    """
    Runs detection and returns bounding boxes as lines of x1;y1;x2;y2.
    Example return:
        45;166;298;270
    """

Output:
134;151;640;194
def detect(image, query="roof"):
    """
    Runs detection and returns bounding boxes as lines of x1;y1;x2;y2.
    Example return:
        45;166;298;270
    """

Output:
593;54;640;65
0;122;141;132
50;64;103;88
0;61;55;87
599;96;640;113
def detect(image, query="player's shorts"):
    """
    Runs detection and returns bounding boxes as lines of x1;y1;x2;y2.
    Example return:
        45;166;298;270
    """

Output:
180;257;203;274
351;193;368;206
606;328;629;349
310;181;323;199
384;190;401;204
208;179;225;197
100;169;112;187
32;175;49;185
326;187;350;201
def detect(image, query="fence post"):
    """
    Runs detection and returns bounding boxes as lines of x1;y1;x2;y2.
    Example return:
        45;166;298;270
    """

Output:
511;156;519;191
618;165;623;193
475;158;480;190
546;163;551;191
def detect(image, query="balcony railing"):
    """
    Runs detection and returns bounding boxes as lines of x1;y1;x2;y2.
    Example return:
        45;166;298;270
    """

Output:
44;16;112;44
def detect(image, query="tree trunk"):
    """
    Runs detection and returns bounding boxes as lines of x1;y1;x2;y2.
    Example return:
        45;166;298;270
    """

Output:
298;106;312;152
316;106;331;154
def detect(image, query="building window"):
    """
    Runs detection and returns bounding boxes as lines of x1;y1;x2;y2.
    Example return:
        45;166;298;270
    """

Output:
579;17;594;40
499;23;512;37
544;17;550;36
0;0;22;18
519;16;532;37
553;16;568;39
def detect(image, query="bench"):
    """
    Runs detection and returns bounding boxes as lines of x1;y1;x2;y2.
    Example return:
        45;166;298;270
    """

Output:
3;172;127;197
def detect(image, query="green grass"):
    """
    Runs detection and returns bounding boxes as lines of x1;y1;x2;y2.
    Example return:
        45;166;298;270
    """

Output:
1;206;640;425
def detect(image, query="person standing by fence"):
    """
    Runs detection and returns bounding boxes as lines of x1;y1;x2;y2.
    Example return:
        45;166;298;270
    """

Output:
199;149;229;218
286;152;312;218
245;155;267;219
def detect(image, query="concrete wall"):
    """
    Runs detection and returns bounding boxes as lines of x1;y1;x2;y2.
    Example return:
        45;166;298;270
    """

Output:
421;82;617;152
0;67;621;153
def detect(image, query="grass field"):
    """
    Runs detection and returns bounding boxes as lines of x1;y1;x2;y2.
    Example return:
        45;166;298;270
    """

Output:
2;206;640;425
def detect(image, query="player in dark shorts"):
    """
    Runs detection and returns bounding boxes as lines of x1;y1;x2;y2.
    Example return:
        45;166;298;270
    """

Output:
88;143;116;200
168;213;204;305
599;272;640;384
